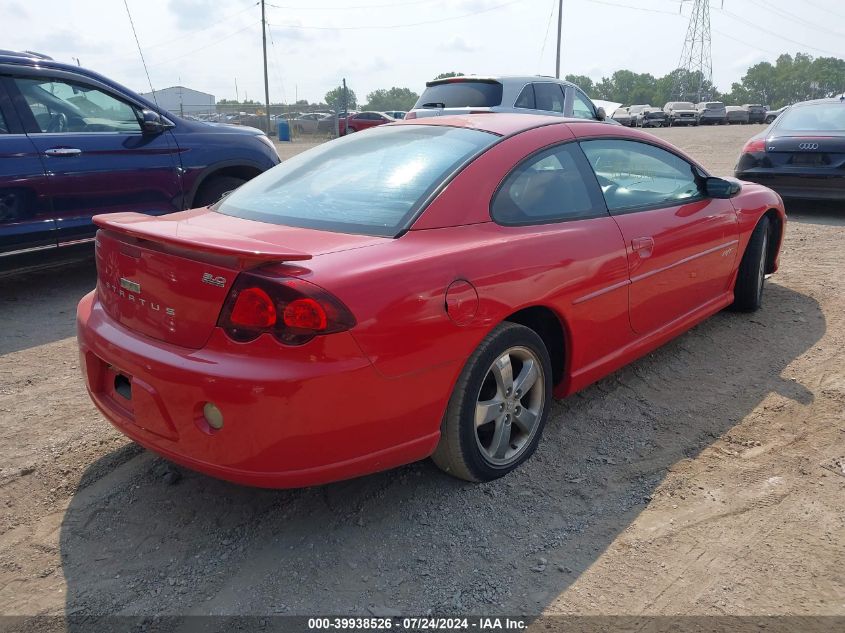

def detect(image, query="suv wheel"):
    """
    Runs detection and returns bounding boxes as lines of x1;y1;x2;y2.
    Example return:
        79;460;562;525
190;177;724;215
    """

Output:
194;176;247;207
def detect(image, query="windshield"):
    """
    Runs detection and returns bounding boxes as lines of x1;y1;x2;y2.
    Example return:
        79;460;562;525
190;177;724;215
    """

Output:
215;125;498;237
775;104;845;133
415;81;503;108
675;102;695;109
705;102;724;109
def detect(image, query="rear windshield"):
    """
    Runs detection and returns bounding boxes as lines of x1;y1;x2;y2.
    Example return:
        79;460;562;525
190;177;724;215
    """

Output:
215;125;497;237
416;81;503;108
775;104;845;133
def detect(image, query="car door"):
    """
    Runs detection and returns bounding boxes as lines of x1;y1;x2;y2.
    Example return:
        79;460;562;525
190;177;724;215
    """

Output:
579;137;739;335
0;78;55;257
5;71;183;246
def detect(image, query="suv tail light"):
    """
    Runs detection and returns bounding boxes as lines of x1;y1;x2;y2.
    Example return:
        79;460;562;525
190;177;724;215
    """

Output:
742;138;766;154
218;271;355;345
404;111;417;120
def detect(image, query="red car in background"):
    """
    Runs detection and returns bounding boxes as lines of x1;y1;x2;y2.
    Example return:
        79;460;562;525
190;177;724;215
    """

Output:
77;114;785;488
343;110;396;134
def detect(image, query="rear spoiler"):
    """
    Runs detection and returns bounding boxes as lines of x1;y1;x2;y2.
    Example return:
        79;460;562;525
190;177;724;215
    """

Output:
93;212;312;266
425;77;500;87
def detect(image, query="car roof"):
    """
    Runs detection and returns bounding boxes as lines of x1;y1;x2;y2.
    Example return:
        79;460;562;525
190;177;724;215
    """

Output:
394;112;606;136
426;75;574;86
791;97;845;107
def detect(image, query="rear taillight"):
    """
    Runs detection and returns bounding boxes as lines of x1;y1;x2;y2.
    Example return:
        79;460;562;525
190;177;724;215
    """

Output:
218;271;355;345
743;138;766;154
404;111;417;119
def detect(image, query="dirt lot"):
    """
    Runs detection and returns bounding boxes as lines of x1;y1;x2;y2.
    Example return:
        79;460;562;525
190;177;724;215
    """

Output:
1;124;843;624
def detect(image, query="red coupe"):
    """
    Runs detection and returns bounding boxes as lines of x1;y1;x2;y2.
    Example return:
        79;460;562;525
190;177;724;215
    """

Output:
76;114;786;488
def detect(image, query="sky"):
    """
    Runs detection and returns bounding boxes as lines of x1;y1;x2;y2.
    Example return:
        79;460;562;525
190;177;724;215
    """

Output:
1;0;842;106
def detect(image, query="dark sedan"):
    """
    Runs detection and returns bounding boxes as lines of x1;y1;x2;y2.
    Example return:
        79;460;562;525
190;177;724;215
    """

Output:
735;97;845;201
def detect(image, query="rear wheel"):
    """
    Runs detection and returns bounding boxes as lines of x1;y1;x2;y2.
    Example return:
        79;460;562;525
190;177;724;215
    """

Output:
193;176;247;207
731;216;770;312
432;322;553;482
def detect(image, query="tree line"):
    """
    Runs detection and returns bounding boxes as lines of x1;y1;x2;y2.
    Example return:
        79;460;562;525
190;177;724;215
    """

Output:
569;53;844;108
312;53;845;113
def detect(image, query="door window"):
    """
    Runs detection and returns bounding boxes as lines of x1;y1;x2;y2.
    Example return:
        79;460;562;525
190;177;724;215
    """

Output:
533;83;565;113
491;142;605;225
580;139;703;213
0;109;7;133
13;77;142;133
572;89;596;120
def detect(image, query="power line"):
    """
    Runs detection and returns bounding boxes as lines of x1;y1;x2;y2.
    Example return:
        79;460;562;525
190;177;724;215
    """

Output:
715;7;842;57
582;0;679;16
142;1;259;51
266;0;430;9
802;0;845;21
147;21;260;67
742;0;844;40
538;0;557;68
122;0;158;107
266;0;526;31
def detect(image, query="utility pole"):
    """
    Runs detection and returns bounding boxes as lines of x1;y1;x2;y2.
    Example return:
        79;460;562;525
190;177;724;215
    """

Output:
555;0;563;78
261;0;271;136
673;0;713;103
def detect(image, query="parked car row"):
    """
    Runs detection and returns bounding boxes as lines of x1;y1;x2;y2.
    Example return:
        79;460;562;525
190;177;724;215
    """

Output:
612;101;773;127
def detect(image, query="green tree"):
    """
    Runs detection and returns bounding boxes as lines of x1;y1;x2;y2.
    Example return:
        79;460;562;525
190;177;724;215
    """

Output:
325;85;358;111
564;74;594;95
364;87;420;111
433;72;464;80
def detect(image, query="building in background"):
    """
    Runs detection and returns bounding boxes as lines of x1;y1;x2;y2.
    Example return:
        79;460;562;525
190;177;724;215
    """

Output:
140;86;214;116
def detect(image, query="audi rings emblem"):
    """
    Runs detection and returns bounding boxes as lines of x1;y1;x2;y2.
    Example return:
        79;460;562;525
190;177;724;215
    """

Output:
798;143;819;150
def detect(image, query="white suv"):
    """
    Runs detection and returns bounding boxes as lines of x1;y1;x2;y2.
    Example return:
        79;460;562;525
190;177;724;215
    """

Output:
406;76;608;122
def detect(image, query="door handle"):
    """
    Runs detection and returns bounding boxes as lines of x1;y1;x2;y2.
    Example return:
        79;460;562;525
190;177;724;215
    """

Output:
632;237;655;258
44;148;82;157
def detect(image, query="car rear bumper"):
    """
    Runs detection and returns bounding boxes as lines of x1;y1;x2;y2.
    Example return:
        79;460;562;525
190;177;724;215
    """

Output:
76;291;449;488
735;169;845;201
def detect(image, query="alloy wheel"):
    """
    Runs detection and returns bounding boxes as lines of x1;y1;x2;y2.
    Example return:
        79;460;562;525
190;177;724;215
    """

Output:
474;346;546;466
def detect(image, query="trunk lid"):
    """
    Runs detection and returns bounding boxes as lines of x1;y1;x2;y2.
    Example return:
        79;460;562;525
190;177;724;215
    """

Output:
765;135;845;169
93;209;386;348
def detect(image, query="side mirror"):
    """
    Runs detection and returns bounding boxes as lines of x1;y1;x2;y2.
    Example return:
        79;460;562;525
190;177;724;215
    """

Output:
596;106;606;121
705;177;742;198
140;109;170;134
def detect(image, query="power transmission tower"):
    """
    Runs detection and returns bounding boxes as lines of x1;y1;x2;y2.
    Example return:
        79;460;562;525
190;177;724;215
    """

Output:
673;0;713;103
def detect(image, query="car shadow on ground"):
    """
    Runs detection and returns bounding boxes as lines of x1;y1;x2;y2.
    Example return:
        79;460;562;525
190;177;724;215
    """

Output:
783;200;845;227
57;283;824;625
0;258;95;355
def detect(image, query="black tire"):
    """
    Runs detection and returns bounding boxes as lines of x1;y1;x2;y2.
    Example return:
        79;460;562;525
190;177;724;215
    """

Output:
731;216;770;312
431;322;553;482
346;126;356;135
193;176;247;207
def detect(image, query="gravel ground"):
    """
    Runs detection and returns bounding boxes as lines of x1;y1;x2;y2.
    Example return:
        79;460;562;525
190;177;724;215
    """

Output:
0;124;843;623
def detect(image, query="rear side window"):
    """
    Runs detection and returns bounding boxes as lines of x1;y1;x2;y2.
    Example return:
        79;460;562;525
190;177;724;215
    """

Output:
216;125;498;237
0;109;7;134
416;81;503;108
514;84;535;109
533;83;565;113
491;143;606;225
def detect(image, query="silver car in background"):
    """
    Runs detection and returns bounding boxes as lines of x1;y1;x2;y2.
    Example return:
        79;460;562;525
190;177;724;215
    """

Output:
696;101;727;125
663;101;698;126
725;106;750;125
406;75;608;122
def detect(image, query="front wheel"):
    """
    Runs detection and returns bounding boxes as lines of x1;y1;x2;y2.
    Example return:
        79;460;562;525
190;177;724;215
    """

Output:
432;322;553;482
731;216;770;312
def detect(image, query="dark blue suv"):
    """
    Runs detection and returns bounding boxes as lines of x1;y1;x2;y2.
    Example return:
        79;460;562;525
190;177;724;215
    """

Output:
0;51;280;274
